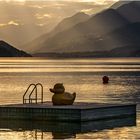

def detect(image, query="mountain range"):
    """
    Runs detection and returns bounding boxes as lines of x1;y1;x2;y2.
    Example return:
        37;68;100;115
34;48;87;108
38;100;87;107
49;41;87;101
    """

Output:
23;12;90;53
22;1;140;57
1;1;140;57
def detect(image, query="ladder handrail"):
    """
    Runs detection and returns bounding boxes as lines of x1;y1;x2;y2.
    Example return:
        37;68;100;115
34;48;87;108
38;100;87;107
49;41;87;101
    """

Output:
28;86;38;104
36;83;43;103
23;83;44;104
23;84;36;103
29;83;43;104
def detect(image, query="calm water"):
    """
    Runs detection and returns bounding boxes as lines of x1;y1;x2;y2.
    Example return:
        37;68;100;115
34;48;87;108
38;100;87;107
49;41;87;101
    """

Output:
0;57;139;139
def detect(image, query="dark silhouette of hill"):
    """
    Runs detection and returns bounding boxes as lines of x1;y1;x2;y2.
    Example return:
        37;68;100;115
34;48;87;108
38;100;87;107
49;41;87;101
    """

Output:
0;41;31;57
23;12;89;53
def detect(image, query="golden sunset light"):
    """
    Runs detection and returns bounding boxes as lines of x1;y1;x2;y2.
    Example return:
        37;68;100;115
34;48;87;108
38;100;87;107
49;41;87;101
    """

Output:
0;0;139;140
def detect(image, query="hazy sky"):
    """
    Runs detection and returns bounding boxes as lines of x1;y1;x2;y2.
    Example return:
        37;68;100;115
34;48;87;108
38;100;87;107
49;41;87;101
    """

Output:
0;0;116;27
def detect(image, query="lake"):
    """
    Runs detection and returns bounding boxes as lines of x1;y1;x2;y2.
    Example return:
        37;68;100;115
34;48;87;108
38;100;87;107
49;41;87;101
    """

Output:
0;57;139;139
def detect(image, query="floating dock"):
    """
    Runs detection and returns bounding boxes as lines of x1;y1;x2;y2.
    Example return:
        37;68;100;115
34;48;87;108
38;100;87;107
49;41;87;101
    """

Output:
0;102;136;122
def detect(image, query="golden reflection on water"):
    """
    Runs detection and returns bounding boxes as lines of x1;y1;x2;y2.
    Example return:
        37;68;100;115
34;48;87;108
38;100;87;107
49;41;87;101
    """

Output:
0;128;136;140
0;131;52;140
0;57;140;62
0;57;139;73
76;127;136;140
0;68;140;73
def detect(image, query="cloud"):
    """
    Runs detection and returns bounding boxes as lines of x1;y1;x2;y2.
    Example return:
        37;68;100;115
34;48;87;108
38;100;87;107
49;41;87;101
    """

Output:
81;8;93;14
0;23;7;27
35;13;52;20
0;1;116;25
36;23;45;26
28;5;44;9
8;20;19;25
0;20;20;27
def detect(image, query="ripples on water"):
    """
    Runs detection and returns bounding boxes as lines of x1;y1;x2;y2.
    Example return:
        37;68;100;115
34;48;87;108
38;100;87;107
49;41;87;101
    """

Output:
0;57;139;139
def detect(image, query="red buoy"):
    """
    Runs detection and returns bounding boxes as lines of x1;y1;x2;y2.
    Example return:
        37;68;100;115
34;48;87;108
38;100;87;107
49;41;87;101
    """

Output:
103;76;109;84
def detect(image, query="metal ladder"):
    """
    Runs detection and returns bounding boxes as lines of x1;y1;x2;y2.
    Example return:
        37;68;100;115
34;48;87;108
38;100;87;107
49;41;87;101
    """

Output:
23;83;43;104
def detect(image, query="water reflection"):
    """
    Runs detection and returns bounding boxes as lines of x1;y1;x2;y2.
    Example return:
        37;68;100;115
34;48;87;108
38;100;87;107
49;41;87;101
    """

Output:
0;116;136;139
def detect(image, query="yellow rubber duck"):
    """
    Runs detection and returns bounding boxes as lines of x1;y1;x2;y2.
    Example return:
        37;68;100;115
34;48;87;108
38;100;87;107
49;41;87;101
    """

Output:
50;83;76;105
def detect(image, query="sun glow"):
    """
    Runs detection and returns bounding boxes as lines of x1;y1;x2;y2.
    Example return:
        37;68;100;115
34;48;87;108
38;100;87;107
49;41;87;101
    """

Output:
0;21;20;27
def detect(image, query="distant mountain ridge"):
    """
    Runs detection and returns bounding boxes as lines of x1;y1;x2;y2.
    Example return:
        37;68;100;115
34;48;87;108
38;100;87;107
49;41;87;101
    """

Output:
0;41;31;57
25;8;129;53
24;12;90;53
54;12;90;34
25;1;140;57
37;8;129;53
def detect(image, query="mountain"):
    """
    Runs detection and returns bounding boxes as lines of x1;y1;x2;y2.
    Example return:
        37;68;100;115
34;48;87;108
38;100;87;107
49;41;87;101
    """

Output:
53;12;90;35
23;12;90;53
109;45;140;57
36;9;129;53
116;1;140;23
25;1;140;56
27;8;129;53
94;22;140;50
33;22;140;57
0;41;31;57
111;1;130;9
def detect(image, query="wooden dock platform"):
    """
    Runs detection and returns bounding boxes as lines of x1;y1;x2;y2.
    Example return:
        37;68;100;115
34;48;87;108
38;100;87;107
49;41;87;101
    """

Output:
0;102;136;122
